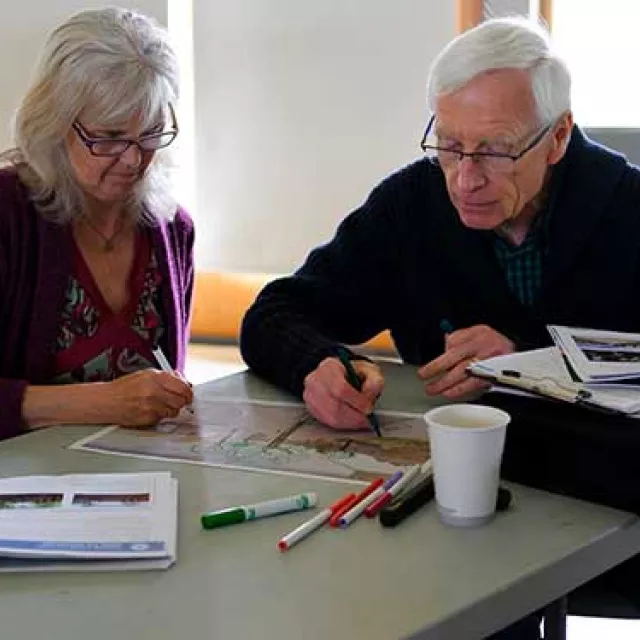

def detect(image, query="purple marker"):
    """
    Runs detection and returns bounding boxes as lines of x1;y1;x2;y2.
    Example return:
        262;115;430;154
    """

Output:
339;470;404;528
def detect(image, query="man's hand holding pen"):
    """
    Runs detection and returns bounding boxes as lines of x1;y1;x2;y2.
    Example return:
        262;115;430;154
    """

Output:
303;356;384;430
418;324;515;399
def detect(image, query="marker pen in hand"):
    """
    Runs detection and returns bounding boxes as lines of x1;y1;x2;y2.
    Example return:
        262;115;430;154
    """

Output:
439;319;454;335
335;347;382;437
152;347;194;414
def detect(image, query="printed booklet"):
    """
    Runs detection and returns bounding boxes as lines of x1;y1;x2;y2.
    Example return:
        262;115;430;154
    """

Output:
0;472;177;572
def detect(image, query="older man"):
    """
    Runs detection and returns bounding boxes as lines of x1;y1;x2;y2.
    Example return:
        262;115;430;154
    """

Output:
241;17;640;638
241;17;640;430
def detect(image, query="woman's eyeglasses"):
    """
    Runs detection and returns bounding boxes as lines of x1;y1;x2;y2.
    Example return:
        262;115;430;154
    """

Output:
72;104;179;157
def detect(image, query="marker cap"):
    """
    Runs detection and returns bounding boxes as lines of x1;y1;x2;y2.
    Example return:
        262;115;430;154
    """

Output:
201;507;246;530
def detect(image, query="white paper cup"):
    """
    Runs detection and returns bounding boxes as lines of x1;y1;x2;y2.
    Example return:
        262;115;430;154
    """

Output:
425;404;510;527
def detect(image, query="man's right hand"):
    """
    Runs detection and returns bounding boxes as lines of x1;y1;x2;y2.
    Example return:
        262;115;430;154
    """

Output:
303;356;384;429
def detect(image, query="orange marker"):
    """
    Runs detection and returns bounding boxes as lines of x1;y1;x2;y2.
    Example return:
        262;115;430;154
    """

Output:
329;477;384;527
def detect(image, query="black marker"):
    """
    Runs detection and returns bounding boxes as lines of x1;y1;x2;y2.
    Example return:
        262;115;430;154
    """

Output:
379;480;512;528
379;474;435;528
439;319;455;334
336;347;381;437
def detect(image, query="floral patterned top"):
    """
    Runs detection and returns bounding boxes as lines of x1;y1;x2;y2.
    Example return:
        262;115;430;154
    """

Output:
54;230;165;383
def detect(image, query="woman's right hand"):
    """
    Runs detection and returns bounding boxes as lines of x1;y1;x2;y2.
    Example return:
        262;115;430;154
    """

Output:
104;369;193;427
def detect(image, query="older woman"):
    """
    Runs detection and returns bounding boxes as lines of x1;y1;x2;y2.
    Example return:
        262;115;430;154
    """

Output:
0;7;194;438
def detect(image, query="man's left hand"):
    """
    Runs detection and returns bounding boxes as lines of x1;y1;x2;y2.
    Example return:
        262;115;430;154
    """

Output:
418;324;515;399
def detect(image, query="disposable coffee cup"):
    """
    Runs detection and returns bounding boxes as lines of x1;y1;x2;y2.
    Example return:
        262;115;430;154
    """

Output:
425;404;510;527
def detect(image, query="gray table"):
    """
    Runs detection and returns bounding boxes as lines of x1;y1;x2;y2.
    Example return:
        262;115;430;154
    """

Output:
1;362;640;640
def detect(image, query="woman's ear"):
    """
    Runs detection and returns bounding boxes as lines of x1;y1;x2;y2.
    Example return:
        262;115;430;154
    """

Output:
548;111;574;165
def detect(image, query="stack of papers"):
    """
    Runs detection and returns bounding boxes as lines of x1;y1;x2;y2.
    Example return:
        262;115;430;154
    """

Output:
469;347;640;415
0;472;177;572
548;325;640;384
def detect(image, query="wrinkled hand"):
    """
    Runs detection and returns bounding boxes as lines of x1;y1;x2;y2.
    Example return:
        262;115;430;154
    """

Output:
418;324;515;399
303;357;385;429
105;369;194;427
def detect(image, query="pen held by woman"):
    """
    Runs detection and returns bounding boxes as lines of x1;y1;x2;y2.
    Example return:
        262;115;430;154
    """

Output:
152;347;195;414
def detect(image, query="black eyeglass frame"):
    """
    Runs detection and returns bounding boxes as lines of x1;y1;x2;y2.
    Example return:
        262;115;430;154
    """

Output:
72;103;179;157
420;114;553;166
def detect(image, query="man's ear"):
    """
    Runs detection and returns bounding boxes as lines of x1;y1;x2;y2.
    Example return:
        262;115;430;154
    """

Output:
548;111;574;165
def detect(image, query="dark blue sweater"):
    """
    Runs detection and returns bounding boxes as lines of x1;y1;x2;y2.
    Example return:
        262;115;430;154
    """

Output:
241;127;640;397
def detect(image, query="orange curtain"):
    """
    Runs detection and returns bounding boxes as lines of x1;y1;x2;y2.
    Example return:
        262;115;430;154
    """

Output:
456;0;554;33
456;0;483;32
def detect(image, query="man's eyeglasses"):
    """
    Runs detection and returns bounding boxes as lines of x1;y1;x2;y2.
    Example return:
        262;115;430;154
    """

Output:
420;115;552;175
72;104;179;157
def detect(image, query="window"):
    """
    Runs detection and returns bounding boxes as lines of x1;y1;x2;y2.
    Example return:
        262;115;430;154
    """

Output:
168;0;196;216
552;0;640;126
456;0;550;32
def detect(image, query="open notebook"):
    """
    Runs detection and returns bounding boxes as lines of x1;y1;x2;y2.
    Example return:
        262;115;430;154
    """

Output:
468;347;640;415
0;472;177;572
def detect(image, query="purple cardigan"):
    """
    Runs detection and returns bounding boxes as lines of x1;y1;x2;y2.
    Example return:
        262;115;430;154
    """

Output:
0;169;195;440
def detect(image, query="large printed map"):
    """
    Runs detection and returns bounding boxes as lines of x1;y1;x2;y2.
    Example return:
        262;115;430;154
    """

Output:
71;395;430;483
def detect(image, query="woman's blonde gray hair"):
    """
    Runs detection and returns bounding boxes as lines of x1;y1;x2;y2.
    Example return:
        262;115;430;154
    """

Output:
2;6;180;223
426;17;571;127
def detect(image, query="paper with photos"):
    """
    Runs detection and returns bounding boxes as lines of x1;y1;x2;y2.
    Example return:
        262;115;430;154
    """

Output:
0;472;177;572
548;325;640;382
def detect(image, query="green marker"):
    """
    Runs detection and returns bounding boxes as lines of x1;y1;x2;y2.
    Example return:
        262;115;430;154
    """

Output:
201;492;318;530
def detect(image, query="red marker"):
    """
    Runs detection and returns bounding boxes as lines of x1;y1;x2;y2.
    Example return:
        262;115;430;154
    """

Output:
364;492;393;518
329;477;384;527
364;463;424;518
278;492;355;551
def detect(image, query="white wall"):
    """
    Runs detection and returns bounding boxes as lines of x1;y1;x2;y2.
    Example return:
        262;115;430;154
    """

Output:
553;0;640;126
0;0;167;150
0;1;455;275
192;1;456;272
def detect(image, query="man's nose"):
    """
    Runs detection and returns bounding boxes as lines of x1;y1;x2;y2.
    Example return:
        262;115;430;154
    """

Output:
456;155;486;192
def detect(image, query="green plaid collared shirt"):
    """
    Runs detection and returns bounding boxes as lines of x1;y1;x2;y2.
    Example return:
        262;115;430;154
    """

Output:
493;216;548;307
491;166;564;307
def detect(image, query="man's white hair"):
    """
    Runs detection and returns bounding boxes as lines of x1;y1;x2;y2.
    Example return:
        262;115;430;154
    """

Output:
426;17;571;126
